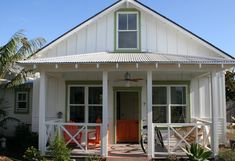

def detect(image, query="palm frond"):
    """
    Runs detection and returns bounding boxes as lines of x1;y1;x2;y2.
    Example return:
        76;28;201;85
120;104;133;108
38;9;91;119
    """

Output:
5;69;32;88
0;30;46;86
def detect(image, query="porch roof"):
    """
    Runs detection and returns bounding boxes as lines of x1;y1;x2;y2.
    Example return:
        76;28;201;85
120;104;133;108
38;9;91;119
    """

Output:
18;52;235;65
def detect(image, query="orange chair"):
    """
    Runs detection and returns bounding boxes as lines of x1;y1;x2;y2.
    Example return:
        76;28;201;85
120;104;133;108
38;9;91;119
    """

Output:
87;118;101;145
63;124;82;145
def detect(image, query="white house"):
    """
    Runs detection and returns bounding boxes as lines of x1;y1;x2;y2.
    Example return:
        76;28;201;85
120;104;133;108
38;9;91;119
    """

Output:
0;82;33;136
18;0;235;159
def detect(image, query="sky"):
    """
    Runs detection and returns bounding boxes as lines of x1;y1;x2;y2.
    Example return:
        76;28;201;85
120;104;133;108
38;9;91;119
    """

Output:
1;0;235;57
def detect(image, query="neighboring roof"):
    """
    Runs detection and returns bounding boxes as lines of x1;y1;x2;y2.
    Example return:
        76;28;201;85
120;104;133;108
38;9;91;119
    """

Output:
32;0;235;60
18;52;235;65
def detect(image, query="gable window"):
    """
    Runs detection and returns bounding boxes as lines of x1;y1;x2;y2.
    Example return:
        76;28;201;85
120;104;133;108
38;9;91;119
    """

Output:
152;85;188;123
15;89;29;114
68;85;102;123
116;11;139;50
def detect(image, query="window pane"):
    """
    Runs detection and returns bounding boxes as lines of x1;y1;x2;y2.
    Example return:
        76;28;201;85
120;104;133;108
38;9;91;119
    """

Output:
70;106;85;123
89;87;102;104
171;106;186;123
153;87;167;104
128;14;137;30
118;14;127;30
18;93;23;101
171;87;186;104
118;31;137;48
22;93;27;100
70;87;84;104
89;106;102;123
18;102;27;109
153;106;167;123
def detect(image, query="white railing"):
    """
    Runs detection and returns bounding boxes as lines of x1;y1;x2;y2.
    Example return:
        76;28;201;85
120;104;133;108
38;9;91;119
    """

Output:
152;121;211;156
45;120;102;154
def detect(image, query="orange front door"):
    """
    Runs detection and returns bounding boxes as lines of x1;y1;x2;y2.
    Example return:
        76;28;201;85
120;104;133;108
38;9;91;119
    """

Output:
116;91;139;143
117;120;139;143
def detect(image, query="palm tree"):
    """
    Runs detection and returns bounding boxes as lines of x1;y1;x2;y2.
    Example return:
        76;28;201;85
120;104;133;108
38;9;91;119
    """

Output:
0;30;46;88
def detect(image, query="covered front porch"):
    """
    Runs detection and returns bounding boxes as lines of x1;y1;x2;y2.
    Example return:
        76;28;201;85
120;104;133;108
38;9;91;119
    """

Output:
37;70;224;159
19;52;233;159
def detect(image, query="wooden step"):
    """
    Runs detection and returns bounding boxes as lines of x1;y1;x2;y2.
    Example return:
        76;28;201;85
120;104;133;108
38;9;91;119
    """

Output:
106;156;149;161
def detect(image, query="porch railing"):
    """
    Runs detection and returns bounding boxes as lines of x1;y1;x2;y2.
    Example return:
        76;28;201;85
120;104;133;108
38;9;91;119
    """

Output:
153;121;211;156
45;120;102;154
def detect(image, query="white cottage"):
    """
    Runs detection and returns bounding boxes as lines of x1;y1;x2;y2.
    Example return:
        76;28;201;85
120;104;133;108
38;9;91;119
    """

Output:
19;0;235;159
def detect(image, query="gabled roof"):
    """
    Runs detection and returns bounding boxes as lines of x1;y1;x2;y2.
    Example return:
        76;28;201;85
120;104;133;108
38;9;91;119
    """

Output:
33;0;234;59
19;52;235;65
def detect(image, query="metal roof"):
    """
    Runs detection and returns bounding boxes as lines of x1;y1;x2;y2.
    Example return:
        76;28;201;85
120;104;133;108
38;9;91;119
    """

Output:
18;52;235;65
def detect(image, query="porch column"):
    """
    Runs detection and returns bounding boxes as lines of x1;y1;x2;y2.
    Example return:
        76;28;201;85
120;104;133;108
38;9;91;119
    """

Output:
220;72;227;144
147;71;153;158
101;71;108;157
38;71;46;155
211;71;219;156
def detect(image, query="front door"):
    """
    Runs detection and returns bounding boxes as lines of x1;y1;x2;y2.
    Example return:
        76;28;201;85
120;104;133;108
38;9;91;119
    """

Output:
116;91;139;143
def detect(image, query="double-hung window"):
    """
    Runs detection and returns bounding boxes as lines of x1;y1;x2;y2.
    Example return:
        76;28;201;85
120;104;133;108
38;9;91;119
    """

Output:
15;89;29;113
68;85;102;123
152;85;188;123
116;11;139;50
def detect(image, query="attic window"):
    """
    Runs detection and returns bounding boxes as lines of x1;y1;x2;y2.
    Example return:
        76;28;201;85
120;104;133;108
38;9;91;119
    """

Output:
116;11;139;50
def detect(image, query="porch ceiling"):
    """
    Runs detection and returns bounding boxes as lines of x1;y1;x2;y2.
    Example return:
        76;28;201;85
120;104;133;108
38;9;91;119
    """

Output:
18;52;235;65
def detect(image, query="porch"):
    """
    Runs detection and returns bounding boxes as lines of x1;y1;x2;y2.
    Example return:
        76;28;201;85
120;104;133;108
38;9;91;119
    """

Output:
18;52;233;159
44;117;212;159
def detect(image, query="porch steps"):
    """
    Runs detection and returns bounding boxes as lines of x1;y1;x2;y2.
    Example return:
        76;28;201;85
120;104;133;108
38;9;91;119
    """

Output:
106;156;148;161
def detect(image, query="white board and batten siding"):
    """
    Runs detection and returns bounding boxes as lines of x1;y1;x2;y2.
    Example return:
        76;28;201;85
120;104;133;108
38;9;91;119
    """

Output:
190;71;227;144
31;77;65;132
37;4;225;59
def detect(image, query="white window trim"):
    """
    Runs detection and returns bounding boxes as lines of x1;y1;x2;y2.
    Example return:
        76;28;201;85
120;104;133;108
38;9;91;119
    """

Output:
67;85;102;123
116;11;139;50
15;91;29;113
152;85;188;123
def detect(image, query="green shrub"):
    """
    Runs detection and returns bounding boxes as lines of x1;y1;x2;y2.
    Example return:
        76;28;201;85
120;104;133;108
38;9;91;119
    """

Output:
166;155;179;161
49;134;71;161
217;149;235;161
89;154;103;161
14;123;38;148
23;146;46;161
183;143;212;161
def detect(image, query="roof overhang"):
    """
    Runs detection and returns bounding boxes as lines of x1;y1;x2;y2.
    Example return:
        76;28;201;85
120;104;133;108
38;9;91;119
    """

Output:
18;52;235;72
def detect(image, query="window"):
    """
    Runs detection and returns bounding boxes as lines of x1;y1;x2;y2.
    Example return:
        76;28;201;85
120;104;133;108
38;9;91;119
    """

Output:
68;86;102;123
152;85;188;123
15;89;29;114
116;11;139;50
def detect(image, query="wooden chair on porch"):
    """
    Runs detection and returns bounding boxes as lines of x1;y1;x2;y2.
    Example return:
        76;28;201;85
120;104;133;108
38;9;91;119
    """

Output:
87;118;101;146
63;123;83;146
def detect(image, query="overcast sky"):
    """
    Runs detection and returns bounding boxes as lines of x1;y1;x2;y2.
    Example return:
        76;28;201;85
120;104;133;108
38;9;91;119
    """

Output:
1;0;235;57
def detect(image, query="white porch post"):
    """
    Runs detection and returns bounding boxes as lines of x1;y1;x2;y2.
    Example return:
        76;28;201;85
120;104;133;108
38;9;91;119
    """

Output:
211;71;219;156
221;72;227;144
147;71;153;158
101;71;108;157
38;71;46;155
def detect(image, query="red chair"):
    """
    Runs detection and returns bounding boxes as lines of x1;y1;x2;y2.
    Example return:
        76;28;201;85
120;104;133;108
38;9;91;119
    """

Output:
87;118;101;145
63;124;82;145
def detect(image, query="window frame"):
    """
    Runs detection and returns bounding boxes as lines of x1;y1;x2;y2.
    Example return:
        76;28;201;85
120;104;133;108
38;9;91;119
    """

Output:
152;84;189;123
115;11;140;51
67;85;102;123
15;89;30;114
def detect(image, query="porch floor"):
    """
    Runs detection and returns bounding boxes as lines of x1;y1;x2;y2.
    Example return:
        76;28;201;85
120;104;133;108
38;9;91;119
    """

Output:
70;144;147;158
